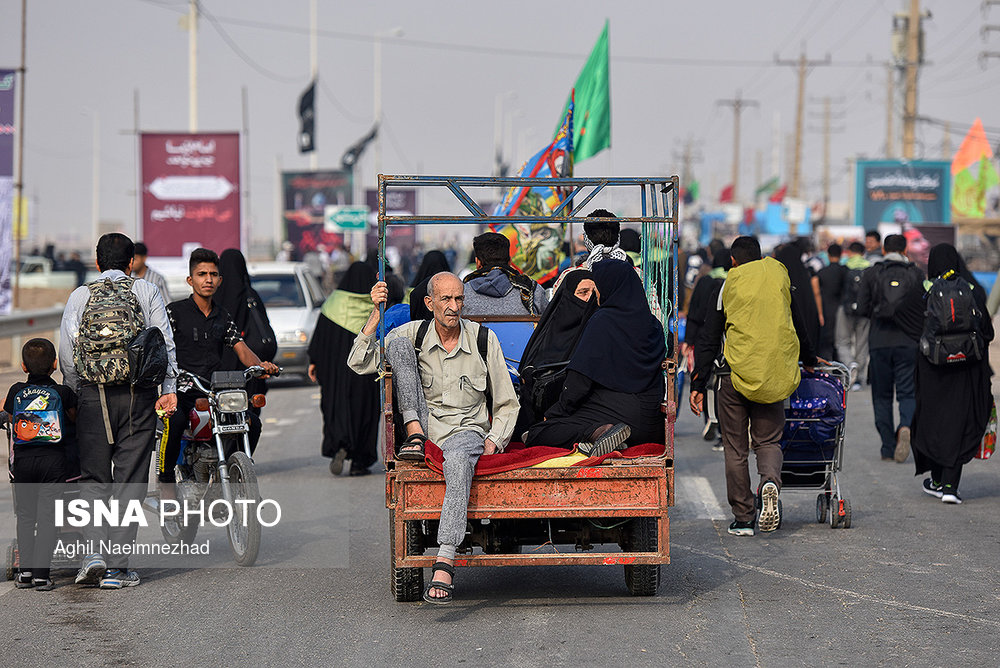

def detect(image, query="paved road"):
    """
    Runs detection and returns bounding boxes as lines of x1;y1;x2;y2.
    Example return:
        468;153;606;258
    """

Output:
1;374;999;667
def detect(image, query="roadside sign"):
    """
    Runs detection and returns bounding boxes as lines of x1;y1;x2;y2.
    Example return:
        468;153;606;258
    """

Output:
324;204;370;232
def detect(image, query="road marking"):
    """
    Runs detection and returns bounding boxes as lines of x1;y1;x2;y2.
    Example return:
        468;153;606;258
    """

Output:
675;475;728;520
674;542;1000;628
263;417;299;426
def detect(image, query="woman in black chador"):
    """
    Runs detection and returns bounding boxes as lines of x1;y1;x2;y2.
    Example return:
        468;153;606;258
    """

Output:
515;269;598;433
524;260;666;456
912;244;994;504
307;262;380;476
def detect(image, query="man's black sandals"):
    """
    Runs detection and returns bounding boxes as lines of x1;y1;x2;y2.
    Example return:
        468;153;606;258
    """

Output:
422;562;455;604
397;433;426;461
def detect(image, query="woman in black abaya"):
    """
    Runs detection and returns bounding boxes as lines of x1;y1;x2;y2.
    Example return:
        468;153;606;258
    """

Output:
524;260;666;454
307;262;380;476
912;244;994;504
409;250;451;321
515;270;598;432
217;248;273;453
775;244;821;353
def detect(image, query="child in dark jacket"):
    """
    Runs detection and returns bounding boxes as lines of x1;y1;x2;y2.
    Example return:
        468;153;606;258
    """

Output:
3;338;77;590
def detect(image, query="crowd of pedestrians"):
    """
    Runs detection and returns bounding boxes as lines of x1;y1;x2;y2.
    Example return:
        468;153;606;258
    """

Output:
683;230;995;537
5;234;278;591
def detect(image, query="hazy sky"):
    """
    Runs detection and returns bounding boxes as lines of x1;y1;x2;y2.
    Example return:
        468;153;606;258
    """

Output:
2;0;997;251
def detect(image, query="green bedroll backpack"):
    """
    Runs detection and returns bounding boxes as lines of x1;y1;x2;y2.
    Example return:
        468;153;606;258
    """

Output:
74;277;145;384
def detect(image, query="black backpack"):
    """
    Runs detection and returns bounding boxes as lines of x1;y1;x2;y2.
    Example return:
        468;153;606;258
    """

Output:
873;261;921;320
919;274;985;365
841;267;866;314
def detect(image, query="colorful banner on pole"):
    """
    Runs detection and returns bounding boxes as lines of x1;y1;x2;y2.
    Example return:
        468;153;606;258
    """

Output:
492;100;574;284
140;133;241;256
282;170;352;257
0;69;16;315
854;160;951;231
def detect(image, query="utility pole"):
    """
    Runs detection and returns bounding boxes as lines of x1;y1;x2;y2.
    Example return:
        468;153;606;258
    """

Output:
941;121;952;160
755;149;763;194
13;0;26;308
901;0;929;159
885;63;895;158
672;137;702;194
775;50;831;198
716;90;758;201
809;97;845;217
309;0;317;170
188;0;198;132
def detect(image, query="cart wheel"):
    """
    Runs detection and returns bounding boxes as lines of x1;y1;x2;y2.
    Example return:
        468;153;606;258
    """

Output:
829;497;841;528
841;499;852;529
622;517;660;596
388;510;424;602
816;494;829;524
4;540;16;581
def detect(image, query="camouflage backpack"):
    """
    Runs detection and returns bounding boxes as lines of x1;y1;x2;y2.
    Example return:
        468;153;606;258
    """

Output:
74;277;145;384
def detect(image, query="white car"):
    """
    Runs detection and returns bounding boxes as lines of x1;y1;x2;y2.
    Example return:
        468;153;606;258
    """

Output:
247;262;325;376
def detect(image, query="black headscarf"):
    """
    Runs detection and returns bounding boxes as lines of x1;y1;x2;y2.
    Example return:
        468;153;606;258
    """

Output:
365;252;404;307
568;260;666;393
619;229;641;253
217;248;251;319
337;261;377;295
775;243;820;348
410;250;450;288
519;270;597;372
927;243;982;291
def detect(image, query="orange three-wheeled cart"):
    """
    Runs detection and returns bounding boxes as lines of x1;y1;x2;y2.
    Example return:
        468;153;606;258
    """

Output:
377;175;679;599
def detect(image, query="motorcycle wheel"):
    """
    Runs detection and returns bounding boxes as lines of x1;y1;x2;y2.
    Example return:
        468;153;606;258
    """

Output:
226;452;262;567
159;478;200;544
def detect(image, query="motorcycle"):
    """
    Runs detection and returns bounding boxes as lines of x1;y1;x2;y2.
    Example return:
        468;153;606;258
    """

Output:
158;365;278;567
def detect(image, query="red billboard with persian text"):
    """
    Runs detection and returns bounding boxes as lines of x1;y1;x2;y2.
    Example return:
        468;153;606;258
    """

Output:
141;132;241;256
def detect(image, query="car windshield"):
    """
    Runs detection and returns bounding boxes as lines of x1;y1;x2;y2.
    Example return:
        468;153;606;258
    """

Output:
251;274;305;308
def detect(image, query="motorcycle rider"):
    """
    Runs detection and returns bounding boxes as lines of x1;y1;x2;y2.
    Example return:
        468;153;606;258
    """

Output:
158;248;279;500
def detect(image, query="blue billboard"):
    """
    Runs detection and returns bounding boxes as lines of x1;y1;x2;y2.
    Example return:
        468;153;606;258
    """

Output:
855;160;951;231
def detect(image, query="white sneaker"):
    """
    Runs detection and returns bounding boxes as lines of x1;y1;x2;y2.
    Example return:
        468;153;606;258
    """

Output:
941;486;963;504
757;482;781;532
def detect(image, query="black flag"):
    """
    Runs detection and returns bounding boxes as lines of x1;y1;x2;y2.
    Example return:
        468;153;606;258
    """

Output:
341;124;378;171
297;80;315;153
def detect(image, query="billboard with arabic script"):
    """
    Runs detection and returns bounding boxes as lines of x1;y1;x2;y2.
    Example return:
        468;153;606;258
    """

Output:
855;160;951;231
141;133;241;256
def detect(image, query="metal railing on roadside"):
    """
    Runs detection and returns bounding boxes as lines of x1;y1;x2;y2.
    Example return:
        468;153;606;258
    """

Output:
0;307;63;337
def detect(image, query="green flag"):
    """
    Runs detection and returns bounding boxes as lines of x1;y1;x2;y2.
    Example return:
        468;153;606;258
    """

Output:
754;176;779;198
557;21;610;162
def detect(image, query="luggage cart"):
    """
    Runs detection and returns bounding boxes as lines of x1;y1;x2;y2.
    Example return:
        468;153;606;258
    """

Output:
779;363;852;528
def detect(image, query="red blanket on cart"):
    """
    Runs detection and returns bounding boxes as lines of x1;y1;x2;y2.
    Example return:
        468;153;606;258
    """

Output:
422;441;665;476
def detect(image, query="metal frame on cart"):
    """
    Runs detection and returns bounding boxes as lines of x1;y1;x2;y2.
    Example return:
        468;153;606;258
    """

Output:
375;175;680;599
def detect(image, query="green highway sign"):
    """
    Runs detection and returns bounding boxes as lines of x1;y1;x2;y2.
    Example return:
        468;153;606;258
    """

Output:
324;205;370;231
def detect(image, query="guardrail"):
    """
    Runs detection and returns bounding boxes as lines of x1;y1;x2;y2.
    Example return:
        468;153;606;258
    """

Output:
0;307;63;337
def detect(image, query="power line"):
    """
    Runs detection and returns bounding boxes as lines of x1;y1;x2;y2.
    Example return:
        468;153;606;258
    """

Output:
317;78;369;125
197;2;306;83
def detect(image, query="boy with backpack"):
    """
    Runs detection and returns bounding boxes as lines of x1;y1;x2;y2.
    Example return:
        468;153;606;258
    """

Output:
4;338;77;590
58;233;178;590
855;234;925;463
